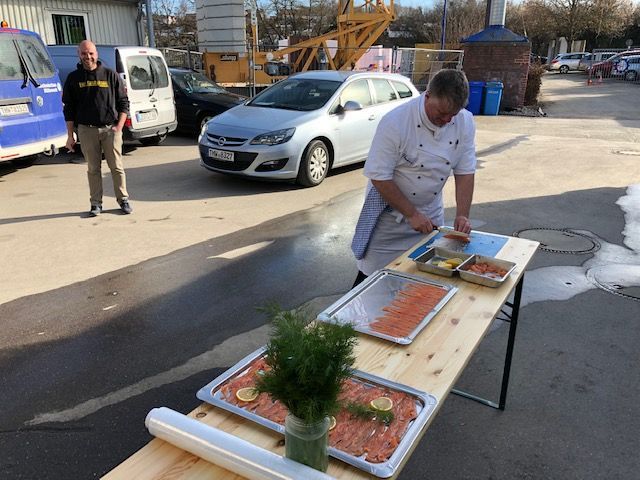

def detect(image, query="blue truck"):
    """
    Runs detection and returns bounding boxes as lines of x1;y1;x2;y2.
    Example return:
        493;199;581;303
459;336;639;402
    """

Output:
0;24;66;166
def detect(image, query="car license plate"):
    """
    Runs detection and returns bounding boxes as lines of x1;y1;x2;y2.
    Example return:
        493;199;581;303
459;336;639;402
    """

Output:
209;148;234;162
0;104;29;116
136;110;157;122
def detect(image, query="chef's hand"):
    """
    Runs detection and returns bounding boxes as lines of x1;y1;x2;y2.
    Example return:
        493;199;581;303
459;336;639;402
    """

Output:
407;211;437;234
454;215;472;234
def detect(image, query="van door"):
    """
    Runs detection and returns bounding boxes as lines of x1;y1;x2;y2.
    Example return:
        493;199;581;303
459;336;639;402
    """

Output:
117;48;176;140
17;32;66;144
0;30;65;155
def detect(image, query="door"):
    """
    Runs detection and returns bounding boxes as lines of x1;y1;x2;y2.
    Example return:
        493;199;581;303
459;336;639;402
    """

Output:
0;31;65;151
119;48;176;132
327;79;376;165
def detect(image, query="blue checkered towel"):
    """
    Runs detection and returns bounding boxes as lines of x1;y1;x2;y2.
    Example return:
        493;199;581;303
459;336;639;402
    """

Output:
351;186;389;259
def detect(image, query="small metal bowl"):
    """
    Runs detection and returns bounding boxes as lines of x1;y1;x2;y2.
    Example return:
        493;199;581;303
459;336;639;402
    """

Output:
414;247;473;277
456;254;517;287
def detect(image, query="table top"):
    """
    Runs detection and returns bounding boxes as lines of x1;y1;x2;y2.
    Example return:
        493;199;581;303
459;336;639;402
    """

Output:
103;233;539;480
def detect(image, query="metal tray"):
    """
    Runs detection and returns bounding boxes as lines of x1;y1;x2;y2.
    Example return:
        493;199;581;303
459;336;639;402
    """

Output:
414;247;473;277
196;346;439;478
317;269;457;345
457;254;517;287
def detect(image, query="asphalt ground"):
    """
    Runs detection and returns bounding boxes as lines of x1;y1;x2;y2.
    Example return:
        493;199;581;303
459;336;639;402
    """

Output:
1;72;639;479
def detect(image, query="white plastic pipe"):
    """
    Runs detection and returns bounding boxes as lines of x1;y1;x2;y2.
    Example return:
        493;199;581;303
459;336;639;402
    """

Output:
145;407;335;480
489;0;507;26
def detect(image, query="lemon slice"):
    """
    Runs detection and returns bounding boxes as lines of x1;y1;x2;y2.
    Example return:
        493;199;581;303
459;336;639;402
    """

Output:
235;387;258;402
445;257;464;267
437;261;453;269
329;416;337;430
370;397;393;412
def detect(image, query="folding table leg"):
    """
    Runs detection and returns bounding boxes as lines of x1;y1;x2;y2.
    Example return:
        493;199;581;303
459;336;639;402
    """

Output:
451;274;525;410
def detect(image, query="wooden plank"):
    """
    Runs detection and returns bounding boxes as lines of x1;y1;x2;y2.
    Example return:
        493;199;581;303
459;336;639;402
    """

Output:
103;234;539;480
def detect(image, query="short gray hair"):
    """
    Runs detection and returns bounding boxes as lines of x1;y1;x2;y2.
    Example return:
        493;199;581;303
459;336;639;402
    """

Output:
427;69;469;110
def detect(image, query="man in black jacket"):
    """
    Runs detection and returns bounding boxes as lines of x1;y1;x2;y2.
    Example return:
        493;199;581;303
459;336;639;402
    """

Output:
63;40;132;216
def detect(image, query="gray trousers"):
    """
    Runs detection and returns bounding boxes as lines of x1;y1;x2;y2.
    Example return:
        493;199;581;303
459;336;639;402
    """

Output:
77;124;129;206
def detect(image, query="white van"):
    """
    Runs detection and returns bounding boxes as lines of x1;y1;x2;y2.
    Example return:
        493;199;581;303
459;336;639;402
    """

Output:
48;45;177;145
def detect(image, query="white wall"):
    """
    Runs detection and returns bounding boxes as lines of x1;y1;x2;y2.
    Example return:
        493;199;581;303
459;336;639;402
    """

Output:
0;0;140;45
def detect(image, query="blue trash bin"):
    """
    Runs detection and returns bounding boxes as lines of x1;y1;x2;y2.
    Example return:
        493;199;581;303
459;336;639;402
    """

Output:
467;81;485;115
482;81;503;115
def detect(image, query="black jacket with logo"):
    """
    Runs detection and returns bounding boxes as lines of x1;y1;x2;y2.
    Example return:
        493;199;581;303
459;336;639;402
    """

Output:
62;61;129;126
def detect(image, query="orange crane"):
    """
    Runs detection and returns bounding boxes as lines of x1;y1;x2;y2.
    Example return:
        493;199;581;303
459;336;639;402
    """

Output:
204;0;396;87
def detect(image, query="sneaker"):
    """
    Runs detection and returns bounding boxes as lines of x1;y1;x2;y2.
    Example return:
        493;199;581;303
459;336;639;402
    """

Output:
89;205;102;217
119;200;133;214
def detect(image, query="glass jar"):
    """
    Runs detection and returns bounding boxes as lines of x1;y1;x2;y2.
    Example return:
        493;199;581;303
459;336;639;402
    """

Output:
284;414;330;472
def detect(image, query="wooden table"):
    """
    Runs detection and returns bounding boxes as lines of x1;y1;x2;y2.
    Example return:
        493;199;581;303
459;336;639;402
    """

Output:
103;233;539;480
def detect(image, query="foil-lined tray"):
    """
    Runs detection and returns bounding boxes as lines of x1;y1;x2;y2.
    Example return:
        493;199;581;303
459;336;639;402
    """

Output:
196;346;438;478
317;269;457;345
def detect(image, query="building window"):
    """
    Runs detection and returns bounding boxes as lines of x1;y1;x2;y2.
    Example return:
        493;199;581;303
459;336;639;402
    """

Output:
52;14;87;45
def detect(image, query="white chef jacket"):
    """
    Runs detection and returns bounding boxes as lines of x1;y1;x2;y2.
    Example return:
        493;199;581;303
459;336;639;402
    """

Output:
356;92;477;275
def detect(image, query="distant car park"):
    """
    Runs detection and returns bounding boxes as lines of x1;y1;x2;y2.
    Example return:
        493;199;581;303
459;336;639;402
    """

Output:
549;52;589;73
198;70;419;186
169;68;246;134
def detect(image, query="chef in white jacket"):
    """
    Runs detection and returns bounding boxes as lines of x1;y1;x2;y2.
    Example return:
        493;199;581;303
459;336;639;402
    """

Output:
351;69;477;285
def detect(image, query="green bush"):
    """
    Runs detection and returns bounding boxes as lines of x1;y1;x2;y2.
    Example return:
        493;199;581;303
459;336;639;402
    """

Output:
525;64;546;106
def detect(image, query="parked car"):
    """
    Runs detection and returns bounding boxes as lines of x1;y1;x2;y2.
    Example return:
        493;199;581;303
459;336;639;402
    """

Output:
48;44;177;145
549;52;589;73
578;51;616;72
589;50;640;78
610;55;640;81
198;71;419;186
169;68;246;134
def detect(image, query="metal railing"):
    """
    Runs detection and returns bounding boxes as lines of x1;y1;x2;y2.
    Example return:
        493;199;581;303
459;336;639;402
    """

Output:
160;47;204;72
587;47;640;85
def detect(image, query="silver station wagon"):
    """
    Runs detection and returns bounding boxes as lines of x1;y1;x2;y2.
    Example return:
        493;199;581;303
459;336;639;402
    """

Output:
198;71;419;186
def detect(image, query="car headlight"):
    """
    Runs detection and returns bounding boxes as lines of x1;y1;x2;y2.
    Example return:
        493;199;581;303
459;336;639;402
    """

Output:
250;128;295;146
198;123;207;143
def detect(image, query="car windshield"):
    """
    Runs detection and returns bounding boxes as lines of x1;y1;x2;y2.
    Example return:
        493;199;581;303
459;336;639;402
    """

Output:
248;78;342;111
173;71;227;94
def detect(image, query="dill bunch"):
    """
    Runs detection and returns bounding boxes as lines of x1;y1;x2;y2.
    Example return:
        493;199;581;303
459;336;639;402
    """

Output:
255;305;358;425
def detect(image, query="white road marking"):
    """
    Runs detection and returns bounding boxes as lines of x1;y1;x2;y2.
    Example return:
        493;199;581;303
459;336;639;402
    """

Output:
207;240;274;260
26;323;272;426
24;294;344;426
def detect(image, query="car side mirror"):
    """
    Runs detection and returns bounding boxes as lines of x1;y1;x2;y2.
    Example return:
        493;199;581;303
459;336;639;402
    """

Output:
343;100;363;112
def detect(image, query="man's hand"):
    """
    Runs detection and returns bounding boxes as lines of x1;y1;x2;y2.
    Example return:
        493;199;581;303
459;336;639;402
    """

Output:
453;215;472;234
407;211;437;234
65;135;76;153
111;125;123;133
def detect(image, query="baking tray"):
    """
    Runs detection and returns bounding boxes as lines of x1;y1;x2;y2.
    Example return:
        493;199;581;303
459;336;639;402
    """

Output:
317;269;457;345
196;346;439;478
457;254;517;288
414;247;473;277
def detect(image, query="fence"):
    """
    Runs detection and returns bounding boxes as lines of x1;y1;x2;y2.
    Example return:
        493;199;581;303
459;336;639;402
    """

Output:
160;47;204;72
392;47;464;91
587;47;640;85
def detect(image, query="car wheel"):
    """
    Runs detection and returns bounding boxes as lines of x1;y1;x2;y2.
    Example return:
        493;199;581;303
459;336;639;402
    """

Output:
199;114;215;131
297;140;329;187
559;65;569;74
139;133;167;146
624;70;637;81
